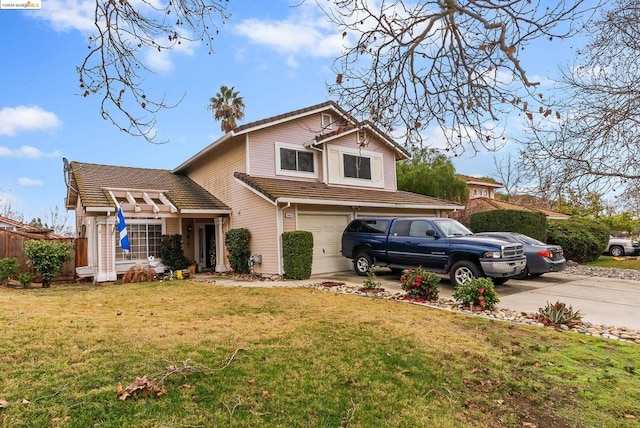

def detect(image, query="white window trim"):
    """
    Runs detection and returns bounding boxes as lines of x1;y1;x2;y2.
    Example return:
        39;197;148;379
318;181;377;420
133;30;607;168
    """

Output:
328;144;384;188
274;142;318;179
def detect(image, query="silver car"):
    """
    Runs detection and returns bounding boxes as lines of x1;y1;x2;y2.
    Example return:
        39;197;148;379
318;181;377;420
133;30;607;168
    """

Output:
605;236;640;257
475;232;566;279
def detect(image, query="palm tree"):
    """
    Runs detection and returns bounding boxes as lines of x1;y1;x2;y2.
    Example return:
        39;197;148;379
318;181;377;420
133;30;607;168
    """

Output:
208;85;245;133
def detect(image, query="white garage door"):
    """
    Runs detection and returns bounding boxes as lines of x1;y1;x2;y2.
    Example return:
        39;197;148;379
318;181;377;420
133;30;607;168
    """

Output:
298;214;351;274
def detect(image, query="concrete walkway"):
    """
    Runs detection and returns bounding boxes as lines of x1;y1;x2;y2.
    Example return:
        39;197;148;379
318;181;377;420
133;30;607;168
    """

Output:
195;269;640;331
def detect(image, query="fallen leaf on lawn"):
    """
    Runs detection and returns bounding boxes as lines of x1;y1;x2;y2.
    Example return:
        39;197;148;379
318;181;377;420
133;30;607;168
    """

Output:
354;361;362;369
247;379;255;385
181;384;194;389
522;422;537;428
569;387;578;393
0;399;8;408
534;362;541;367
386;353;392;357
624;414;636;419
495;399;504;405
261;391;270;398
471;367;479;373
21;399;30;405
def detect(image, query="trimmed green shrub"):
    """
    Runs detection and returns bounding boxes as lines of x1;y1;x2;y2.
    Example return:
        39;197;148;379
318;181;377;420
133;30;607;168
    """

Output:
159;234;191;272
469;210;547;242
282;230;313;280
0;257;20;285
547;217;609;263
23;240;73;288
225;228;251;274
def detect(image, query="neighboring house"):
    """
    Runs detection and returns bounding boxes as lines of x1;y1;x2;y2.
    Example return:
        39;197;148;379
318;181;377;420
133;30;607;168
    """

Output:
65;101;463;282
458;175;503;200
457;197;570;223
0;215;30;232
0;214;63;238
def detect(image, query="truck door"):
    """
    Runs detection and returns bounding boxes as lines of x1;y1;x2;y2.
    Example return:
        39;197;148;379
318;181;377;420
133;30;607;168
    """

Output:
387;219;440;268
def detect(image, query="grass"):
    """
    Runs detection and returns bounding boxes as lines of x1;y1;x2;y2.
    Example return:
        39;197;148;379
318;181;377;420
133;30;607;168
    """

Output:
586;255;640;270
1;280;639;427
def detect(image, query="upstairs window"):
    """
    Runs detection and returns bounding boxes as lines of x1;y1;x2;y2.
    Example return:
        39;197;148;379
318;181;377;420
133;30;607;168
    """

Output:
343;154;371;180
281;148;314;173
275;142;317;178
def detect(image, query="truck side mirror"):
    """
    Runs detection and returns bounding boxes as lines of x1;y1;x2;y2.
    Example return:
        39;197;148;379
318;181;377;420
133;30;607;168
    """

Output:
426;229;437;238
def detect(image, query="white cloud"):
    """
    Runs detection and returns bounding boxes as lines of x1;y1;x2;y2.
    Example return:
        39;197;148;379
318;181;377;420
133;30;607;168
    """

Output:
0;145;61;159
30;0;95;31
0;106;62;137
233;8;344;61
18;177;44;186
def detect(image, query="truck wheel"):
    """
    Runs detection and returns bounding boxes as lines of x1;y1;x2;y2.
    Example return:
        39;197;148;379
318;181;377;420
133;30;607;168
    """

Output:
353;252;373;276
450;261;481;287
609;245;624;257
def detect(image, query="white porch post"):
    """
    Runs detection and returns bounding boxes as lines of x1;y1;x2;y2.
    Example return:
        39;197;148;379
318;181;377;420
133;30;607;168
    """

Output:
214;217;227;272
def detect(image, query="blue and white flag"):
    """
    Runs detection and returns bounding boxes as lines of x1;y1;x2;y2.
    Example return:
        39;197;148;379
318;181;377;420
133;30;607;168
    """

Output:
116;206;130;253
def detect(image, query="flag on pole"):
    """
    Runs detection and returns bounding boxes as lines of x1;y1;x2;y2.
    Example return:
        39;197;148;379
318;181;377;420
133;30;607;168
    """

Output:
116;205;130;253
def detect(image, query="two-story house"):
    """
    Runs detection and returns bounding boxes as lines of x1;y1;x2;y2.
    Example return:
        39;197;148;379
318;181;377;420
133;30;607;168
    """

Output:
65;101;463;282
458;174;504;200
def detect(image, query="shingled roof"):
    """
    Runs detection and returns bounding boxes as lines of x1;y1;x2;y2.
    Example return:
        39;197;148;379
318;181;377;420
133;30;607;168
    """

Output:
67;162;230;213
466;197;569;219
234;172;463;210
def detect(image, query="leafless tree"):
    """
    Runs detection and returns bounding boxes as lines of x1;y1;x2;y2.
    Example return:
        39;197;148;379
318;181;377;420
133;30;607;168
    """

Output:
316;0;598;153
518;0;640;193
79;0;230;143
491;154;526;198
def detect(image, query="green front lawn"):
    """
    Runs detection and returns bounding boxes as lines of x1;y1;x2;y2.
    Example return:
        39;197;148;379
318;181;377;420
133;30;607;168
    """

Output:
586;255;640;270
1;281;638;427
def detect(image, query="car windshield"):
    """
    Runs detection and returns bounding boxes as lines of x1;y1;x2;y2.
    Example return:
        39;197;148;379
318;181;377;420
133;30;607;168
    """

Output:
433;220;473;237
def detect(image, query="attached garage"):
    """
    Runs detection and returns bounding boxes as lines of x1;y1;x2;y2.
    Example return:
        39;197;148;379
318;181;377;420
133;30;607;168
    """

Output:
298;214;352;274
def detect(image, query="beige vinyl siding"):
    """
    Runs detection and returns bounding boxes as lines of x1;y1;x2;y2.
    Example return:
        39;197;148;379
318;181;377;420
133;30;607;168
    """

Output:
165;217;179;235
282;207;296;233
248;115;325;181
185;137;246;204
228;185;280;274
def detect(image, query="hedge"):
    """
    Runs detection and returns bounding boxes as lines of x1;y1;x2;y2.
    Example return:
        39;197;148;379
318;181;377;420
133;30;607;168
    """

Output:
547;217;609;263
225;228;251;274
469;210;548;242
282;231;313;280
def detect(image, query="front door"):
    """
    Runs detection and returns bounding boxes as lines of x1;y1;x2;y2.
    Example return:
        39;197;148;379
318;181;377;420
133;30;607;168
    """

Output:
196;224;215;270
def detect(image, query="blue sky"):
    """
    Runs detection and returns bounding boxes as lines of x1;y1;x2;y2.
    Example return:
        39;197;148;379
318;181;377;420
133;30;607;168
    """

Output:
0;0;580;223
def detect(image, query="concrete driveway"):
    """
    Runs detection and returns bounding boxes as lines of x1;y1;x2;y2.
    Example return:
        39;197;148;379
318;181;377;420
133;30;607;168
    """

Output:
312;269;640;330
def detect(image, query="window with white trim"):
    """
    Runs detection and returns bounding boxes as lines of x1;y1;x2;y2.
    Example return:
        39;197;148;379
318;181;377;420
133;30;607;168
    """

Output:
343;154;371;179
327;144;384;188
275;142;317;178
116;223;162;261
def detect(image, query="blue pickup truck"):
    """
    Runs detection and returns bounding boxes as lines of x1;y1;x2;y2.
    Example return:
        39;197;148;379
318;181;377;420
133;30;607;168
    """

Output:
341;217;527;286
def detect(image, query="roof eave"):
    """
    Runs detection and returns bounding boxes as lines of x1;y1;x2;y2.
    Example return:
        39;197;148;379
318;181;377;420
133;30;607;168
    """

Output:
276;197;462;210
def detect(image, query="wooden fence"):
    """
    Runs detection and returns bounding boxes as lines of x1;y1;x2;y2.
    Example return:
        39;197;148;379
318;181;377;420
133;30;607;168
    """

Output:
0;230;86;283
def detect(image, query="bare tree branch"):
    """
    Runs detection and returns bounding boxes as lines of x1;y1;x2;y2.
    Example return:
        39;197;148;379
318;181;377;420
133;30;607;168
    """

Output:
518;0;640;195
78;0;230;143
316;0;599;153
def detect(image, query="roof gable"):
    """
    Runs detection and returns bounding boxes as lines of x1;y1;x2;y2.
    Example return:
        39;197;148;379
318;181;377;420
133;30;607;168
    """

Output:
173;101;409;173
67;162;230;214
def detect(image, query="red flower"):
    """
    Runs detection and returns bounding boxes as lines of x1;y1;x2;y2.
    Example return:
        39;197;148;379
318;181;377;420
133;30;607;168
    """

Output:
478;287;485;294
414;281;420;287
